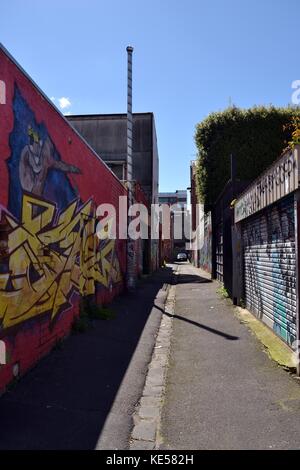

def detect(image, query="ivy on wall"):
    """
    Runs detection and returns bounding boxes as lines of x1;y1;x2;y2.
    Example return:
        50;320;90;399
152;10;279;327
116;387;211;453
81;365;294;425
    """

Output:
194;106;300;209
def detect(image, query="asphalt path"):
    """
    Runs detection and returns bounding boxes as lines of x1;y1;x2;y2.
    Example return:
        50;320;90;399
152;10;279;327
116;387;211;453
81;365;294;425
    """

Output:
0;268;172;450
160;263;300;450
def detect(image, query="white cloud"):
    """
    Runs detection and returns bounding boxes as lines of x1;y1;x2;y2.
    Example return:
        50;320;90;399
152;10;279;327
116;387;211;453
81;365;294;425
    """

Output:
64;111;71;116
50;96;56;102
58;97;71;110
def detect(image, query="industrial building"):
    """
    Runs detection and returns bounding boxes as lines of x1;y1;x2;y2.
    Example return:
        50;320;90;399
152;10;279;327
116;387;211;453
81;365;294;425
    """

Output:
68;113;159;205
158;190;188;254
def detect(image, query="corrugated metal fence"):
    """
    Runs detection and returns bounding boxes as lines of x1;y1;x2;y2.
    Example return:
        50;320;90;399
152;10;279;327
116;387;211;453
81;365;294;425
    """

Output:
242;194;296;346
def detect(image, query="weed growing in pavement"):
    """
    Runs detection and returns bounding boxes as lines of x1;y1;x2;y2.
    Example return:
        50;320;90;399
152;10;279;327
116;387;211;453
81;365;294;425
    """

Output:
72;310;90;333
72;297;116;333
88;304;116;320
217;285;229;299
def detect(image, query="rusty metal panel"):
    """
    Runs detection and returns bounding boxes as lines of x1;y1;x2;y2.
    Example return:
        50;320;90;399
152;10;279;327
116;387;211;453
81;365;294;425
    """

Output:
235;147;300;223
242;195;296;346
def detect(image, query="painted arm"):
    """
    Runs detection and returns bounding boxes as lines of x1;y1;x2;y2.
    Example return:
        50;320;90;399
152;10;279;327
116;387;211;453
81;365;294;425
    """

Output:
42;137;81;174
19;147;34;192
51;159;81;174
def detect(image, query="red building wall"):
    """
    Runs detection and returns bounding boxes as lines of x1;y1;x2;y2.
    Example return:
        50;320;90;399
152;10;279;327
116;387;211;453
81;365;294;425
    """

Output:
134;182;150;276
0;46;127;393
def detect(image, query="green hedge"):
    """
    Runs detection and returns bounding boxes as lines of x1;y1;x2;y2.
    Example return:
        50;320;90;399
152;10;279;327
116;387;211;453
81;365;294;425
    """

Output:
194;106;300;209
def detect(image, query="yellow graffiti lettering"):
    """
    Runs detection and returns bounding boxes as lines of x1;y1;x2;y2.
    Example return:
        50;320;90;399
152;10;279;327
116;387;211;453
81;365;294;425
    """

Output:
0;195;122;329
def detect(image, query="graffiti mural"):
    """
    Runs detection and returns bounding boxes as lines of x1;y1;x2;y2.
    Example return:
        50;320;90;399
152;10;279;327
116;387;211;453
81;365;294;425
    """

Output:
199;212;212;274
0;87;122;332
0;194;121;330
0;47;127;393
242;195;296;346
8;86;80;219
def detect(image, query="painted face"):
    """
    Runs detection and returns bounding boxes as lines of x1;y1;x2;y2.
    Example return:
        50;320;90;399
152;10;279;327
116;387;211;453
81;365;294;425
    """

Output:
28;139;43;174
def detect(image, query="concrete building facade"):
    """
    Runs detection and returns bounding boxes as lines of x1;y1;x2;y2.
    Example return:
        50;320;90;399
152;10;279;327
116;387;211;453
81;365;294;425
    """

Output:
68;113;159;205
158;190;188;255
68;113;160;273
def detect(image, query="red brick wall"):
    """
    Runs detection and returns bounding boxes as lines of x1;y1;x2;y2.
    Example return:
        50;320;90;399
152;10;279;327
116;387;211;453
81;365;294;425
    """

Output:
0;47;127;393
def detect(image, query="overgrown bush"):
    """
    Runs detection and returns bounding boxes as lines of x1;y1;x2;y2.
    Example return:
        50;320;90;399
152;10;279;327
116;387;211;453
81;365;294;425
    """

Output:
194;106;300;209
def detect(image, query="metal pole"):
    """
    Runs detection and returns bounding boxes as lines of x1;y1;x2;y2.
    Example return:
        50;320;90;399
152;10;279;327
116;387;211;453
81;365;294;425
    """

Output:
126;45;136;290
126;46;133;183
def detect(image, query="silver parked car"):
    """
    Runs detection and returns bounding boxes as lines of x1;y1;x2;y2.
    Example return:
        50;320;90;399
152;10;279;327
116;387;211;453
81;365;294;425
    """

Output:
176;252;188;262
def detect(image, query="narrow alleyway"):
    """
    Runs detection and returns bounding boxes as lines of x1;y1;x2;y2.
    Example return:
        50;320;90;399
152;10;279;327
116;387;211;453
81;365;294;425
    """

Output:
0;268;172;450
2;263;300;450
160;263;300;450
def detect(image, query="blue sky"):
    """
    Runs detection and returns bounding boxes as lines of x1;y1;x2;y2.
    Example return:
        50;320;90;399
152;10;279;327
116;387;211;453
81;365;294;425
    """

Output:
1;0;300;192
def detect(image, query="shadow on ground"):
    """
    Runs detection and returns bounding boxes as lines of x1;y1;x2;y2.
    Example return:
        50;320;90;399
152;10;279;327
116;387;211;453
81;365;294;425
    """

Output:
163;310;239;341
172;262;212;284
0;267;172;450
155;269;238;341
175;273;212;284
